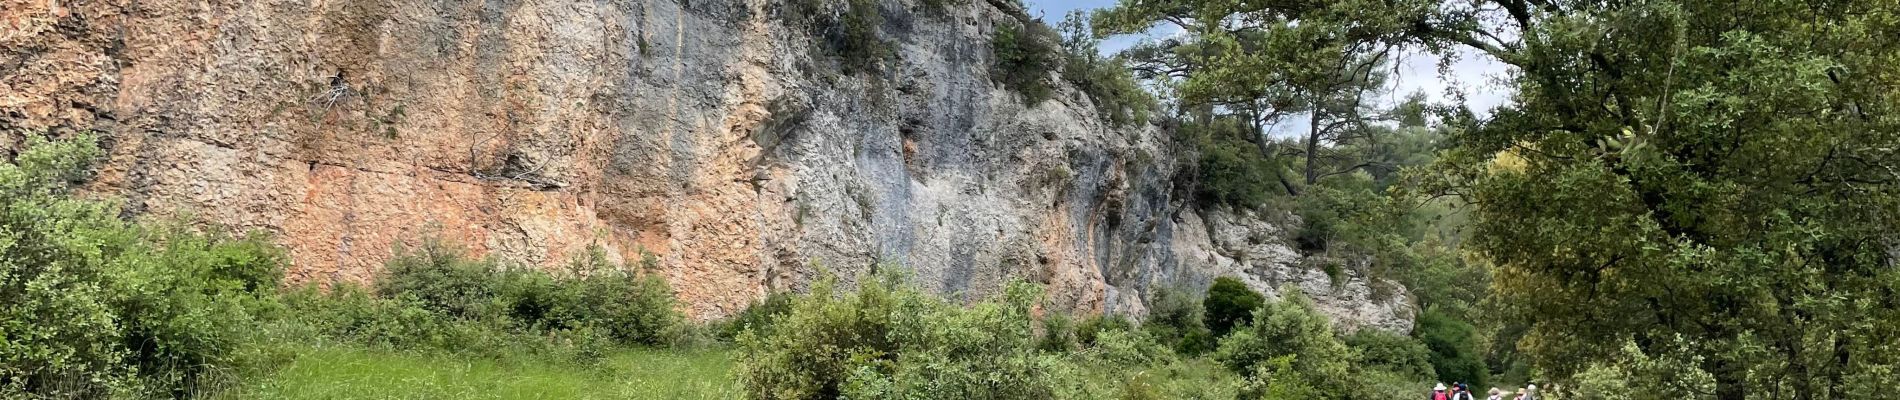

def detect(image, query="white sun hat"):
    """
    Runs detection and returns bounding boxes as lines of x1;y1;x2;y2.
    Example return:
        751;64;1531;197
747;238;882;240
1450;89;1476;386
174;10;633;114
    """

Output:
1435;383;1447;391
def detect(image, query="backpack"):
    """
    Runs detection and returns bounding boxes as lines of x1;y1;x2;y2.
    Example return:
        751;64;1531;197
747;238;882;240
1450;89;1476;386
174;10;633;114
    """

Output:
1433;391;1449;400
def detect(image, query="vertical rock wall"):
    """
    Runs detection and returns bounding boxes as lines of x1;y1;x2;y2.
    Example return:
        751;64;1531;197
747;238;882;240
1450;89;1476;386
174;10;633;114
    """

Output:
1;0;1411;331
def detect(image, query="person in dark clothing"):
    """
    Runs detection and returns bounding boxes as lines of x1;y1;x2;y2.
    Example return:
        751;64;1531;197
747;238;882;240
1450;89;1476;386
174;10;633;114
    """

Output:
1451;383;1476;400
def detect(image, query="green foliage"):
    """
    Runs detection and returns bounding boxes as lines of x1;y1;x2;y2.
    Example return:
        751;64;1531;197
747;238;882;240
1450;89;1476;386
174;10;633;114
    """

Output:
783;0;891;75
0;133;285;397
717;291;796;341
1399;0;1900;397
1056;11;1155;127
736;272;1086;399
222;344;741;399
360;243;682;347
1414;309;1486;388
374;242;500;320
1291;173;1392;255
832;0;889;75
1088;328;1170;367
1344;329;1435;381
1038;312;1078;352
991;21;1063;104
1202;277;1264;337
1179;118;1294;209
1074;314;1135;348
1141;287;1216;356
1214;290;1354;395
1561;341;1712;400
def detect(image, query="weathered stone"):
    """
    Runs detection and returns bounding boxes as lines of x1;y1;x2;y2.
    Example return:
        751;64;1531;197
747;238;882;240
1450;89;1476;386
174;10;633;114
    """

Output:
1;0;1412;331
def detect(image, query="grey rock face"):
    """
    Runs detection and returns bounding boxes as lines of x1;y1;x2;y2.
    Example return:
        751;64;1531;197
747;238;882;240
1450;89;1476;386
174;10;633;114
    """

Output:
1;0;1412;331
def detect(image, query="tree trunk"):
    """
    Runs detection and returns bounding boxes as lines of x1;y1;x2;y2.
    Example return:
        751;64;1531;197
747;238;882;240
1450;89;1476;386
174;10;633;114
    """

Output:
1827;336;1849;398
1302;110;1321;185
1710;356;1747;400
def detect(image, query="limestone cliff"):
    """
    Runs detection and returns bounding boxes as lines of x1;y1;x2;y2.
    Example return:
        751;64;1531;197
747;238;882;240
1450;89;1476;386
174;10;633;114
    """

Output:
1;0;1412;331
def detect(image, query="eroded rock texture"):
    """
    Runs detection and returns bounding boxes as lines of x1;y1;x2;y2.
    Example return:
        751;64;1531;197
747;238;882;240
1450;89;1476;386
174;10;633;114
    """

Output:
2;0;1411;331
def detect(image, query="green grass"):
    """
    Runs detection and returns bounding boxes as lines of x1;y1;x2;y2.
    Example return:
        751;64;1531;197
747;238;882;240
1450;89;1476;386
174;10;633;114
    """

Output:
220;344;737;399
1078;357;1241;400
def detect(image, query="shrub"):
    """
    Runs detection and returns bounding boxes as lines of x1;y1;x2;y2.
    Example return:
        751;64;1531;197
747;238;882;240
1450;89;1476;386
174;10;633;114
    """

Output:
1142;286;1217;355
1056;11;1155;127
1184;119;1288;208
1075;314;1135;347
356;242;681;348
376;241;502;320
1213;290;1353;392
718;291;796;341
736;272;1086;399
281;283;462;350
1344;329;1435;380
832;0;889;75
784;0;891;75
1415;309;1487;388
1203;276;1265;337
1038;311;1078;352
0;133;282;397
991;22;1063;104
1088;328;1169;366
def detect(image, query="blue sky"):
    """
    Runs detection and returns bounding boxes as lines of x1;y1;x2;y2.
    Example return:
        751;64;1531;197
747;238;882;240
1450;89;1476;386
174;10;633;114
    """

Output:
1022;0;1516;137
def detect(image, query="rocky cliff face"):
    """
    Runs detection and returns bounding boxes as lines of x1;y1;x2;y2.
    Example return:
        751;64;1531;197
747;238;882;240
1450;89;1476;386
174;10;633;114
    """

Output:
2;0;1411;331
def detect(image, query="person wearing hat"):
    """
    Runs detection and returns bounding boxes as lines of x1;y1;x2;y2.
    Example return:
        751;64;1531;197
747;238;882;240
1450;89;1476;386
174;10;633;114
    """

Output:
1486;387;1504;400
1450;383;1475;400
1431;383;1450;400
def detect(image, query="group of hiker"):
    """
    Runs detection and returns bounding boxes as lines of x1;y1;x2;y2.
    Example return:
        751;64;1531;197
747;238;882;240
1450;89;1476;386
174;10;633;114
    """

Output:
1430;382;1537;400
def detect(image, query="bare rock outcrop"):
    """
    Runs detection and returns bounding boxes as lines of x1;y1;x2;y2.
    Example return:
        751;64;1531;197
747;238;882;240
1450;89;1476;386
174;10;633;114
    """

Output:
2;0;1412;331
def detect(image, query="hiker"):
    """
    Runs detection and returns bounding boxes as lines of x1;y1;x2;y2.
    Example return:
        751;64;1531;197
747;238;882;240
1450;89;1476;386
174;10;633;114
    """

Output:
1524;384;1538;400
1486;388;1504;400
1431;383;1450;400
1513;388;1529;400
1452;383;1476;400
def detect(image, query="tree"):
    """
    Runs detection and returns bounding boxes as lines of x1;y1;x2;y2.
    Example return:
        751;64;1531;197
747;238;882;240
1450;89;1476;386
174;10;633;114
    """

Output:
1415;309;1487;388
1203;277;1266;337
1094;0;1437;187
1403;1;1900;399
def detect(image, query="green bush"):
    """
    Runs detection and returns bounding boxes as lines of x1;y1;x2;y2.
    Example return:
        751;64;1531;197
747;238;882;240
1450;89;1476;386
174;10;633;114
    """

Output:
1056;12;1155;127
718;291;796;341
832;0;889;75
1203;276;1265;337
736;272;1087;399
784;0;891;75
1184;119;1288;208
1074;314;1135;347
1344;329;1435;380
991;22;1063;104
1038;312;1078;352
1141;286;1217;355
1214;290;1356;398
1065;55;1156;127
376;241;502;320
337;242;683;349
1415;309;1487;388
1088;328;1169;366
0;133;283;397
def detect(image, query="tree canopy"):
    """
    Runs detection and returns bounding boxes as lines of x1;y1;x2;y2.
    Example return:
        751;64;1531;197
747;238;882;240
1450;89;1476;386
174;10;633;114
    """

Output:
1096;0;1900;398
1406;1;1900;398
